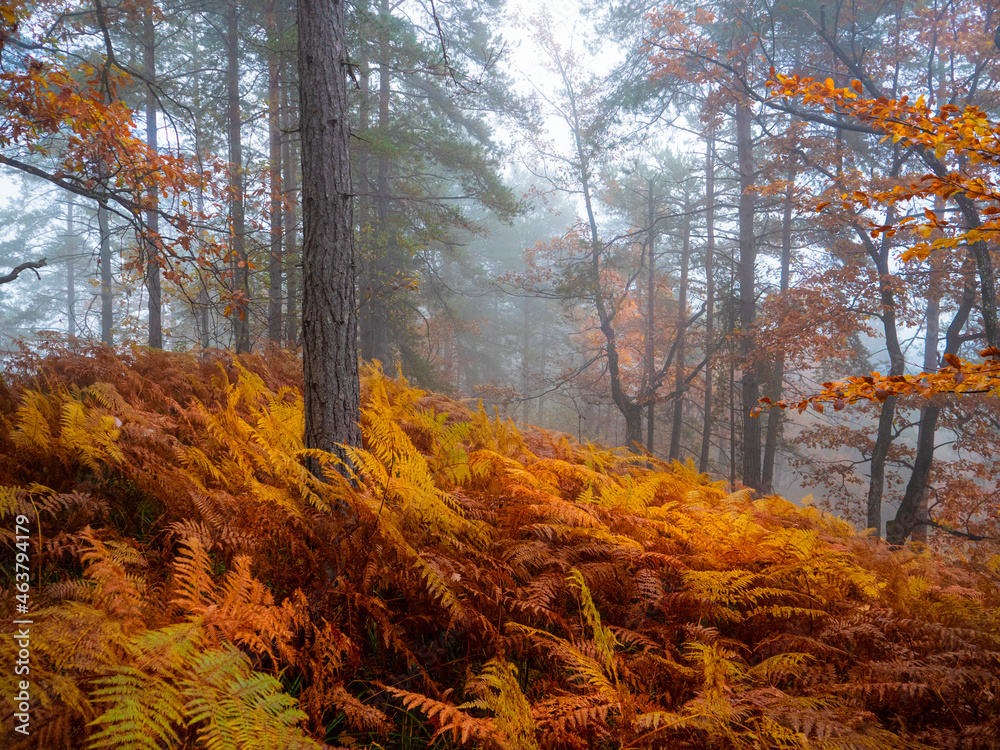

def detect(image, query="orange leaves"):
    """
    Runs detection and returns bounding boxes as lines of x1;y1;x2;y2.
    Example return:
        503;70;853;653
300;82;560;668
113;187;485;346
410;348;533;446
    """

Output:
768;70;1000;268
767;348;1000;413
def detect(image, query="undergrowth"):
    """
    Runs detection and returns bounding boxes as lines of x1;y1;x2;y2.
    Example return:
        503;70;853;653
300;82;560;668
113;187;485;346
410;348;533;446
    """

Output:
1;345;999;749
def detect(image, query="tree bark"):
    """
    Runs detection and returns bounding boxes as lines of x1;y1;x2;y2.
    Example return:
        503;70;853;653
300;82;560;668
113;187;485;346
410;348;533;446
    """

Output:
669;191;691;461
360;0;395;367
645;178;656;453
298;0;362;468
144;1;161;349
761;157;795;494
699;138;715;474
283;54;299;348
736;96;760;490
99;200;112;346
66;197;76;337
266;0;283;344
227;0;250;353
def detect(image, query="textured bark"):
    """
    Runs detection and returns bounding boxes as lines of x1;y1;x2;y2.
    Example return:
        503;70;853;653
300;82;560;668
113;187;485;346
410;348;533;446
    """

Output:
266;0;283;344
699;139;715;474
227;0;250;353
299;0;362;466
144;2;161;349
736;97;760;490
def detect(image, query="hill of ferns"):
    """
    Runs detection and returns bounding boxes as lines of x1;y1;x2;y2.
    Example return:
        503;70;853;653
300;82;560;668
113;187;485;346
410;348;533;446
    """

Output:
2;345;1000;750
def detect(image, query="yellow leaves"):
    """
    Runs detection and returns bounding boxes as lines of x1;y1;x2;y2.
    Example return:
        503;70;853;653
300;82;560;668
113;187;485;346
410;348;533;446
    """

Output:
10;385;122;470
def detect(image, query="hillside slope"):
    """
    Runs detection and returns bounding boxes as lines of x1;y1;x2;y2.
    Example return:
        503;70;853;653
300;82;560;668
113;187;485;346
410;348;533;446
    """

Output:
2;346;999;749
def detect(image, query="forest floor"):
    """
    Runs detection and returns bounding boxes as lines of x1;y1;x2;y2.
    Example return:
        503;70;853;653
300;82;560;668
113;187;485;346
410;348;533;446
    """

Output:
2;345;999;750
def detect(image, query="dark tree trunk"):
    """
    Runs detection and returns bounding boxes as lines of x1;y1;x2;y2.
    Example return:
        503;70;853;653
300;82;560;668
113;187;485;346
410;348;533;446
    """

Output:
645;178;656;453
736;96;760;490
888;257;975;545
66;197;76;338
144;1;161;349
761;158;795;494
266;0;283;344
669;193;691;462
227;0;250;353
699;138;715;474
862;201;905;537
99;200;112;346
282;56;299;348
298;0;362;467
360;0;395;367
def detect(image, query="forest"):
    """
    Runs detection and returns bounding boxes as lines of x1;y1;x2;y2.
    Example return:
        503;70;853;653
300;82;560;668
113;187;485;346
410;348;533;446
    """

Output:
1;0;1000;748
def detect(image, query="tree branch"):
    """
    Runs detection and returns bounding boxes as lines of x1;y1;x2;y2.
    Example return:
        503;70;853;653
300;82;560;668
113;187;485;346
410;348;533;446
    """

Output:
0;258;46;286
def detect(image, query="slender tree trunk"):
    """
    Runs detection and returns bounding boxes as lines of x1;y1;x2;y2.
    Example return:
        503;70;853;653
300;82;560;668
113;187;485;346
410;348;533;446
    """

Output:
699;138;715;474
99;200;112;346
521;296;532;415
66;197;77;338
299;0;362;467
144;2;162;348
266;0;283;344
888;256;975;545
736;96;760;490
669;192;691;461
645;178;657;453
227;0;250;353
283;56;299;347
761;159;795;494
360;0;395;366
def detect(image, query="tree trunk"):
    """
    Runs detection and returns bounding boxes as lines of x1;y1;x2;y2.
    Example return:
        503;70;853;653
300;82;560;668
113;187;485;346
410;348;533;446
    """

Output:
645;178;656;453
761;158;795;494
360;0;395;366
888;256;975;545
862;202;906;537
227;0;250;353
99;200;112;346
298;0;362;467
699;138;715;474
266;0;283;344
736;96;760;490
144;1;162;349
283;55;299;348
669;192;691;461
66;197;77;338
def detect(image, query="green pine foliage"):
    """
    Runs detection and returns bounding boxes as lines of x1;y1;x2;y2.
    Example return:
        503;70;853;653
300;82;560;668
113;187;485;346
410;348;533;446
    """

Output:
1;345;999;749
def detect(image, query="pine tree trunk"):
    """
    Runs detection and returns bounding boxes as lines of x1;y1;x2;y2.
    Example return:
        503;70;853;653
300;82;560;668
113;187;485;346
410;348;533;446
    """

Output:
699;138;715;474
736;97;760;490
227;0;250;353
761;159;795;494
99;200;112;346
669;193;691;462
66;197;76;338
360;0;395;367
143;2;161;349
298;0;362;468
266;0;283;344
645;179;656;453
282;55;299;348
